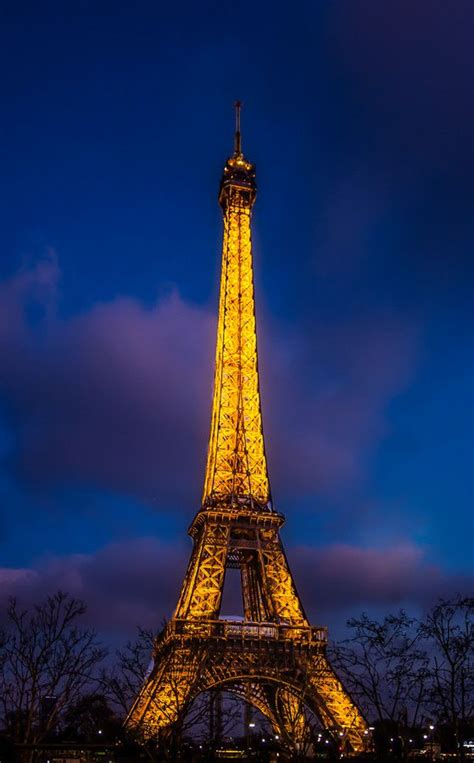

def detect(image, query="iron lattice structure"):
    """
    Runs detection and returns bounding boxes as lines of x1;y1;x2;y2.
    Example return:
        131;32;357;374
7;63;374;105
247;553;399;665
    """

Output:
126;105;368;754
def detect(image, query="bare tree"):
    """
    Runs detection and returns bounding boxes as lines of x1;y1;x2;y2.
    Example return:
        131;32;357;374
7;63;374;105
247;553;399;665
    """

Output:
103;625;158;716
62;692;119;741
191;689;242;747
0;591;107;760
421;596;474;761
101;626;163;761
330;611;429;735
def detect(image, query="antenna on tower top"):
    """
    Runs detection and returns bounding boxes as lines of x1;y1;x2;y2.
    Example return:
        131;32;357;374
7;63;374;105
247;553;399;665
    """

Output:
234;100;242;156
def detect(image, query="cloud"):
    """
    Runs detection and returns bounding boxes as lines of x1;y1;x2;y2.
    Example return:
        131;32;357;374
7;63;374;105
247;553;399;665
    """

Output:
263;315;419;500
0;254;420;510
290;542;472;617
0;538;470;641
0;538;188;636
0;255;215;506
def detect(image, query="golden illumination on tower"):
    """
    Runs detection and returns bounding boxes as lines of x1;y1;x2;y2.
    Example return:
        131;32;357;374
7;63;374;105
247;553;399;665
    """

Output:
125;104;369;755
202;101;271;512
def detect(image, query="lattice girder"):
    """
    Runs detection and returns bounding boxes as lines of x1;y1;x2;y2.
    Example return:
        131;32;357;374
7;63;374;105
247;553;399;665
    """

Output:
127;510;367;750
126;644;205;739
174;521;229;620
176;508;308;626
202;181;271;511
258;530;308;626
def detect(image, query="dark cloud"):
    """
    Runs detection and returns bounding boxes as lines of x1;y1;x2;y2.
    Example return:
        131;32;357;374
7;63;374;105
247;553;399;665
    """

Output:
290;543;472;619
0;538;470;641
320;0;474;296
0;255;419;510
0;538;188;636
0;255;214;506
263;314;419;501
328;0;473;167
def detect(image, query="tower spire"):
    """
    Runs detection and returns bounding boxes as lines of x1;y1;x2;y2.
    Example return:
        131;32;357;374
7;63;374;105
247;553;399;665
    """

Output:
204;102;268;511
234;100;242;156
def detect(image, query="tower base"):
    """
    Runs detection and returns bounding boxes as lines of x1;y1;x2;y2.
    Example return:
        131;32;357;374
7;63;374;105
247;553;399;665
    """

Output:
126;618;368;754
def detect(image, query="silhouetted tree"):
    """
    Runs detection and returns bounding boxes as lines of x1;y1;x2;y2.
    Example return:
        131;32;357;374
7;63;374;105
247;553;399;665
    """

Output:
103;625;157;716
330;610;430;759
331;610;429;728
62;692;120;742
0;591;106;760
421;596;474;760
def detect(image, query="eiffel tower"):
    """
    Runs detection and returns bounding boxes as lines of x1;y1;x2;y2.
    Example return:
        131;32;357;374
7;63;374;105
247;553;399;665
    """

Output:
126;104;368;754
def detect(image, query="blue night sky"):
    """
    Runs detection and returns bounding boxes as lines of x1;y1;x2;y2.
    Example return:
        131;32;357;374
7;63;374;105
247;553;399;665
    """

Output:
0;0;472;639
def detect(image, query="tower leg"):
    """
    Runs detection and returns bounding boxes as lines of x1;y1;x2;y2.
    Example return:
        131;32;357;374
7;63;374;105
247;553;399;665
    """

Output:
126;645;205;742
305;655;368;753
209;689;223;746
276;688;309;749
259;539;308;625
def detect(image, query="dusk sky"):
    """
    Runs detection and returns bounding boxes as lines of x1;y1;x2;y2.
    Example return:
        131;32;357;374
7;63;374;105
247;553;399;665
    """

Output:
0;0;472;641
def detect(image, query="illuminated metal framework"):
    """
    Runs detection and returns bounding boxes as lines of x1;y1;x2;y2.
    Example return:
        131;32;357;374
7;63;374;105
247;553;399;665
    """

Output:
126;104;368;754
